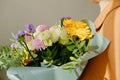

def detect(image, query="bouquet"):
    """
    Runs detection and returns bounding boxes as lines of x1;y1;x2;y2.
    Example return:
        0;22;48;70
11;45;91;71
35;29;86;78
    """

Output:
0;17;110;80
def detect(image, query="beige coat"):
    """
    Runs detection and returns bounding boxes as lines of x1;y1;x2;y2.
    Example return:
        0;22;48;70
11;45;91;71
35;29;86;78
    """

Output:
79;0;120;80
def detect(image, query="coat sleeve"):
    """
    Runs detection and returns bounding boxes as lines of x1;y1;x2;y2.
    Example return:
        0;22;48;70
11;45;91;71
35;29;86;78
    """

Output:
106;7;120;80
78;7;120;80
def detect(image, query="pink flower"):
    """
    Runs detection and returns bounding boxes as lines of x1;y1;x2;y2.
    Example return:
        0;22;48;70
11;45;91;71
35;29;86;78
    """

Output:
25;35;33;42
36;25;49;32
32;39;45;50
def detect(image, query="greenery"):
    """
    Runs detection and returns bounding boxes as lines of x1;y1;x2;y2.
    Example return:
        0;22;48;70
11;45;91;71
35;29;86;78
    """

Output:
0;46;12;69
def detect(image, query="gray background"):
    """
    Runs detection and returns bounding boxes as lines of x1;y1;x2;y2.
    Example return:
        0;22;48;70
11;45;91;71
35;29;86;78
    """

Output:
0;0;99;46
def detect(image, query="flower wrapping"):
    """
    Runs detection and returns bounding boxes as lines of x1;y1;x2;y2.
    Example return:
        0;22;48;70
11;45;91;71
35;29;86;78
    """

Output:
0;18;110;80
7;61;88;80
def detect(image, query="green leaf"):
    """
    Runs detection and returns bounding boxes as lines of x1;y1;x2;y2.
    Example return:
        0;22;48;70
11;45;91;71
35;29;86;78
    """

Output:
9;39;16;43
67;41;73;45
67;45;75;51
51;46;58;58
53;59;61;65
47;48;52;57
78;40;86;49
0;46;15;69
72;49;78;54
11;32;16;39
70;56;77;61
74;53;80;58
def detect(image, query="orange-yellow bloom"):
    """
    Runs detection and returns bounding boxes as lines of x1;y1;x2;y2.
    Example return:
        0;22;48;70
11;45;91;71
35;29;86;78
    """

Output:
63;19;93;40
63;19;75;28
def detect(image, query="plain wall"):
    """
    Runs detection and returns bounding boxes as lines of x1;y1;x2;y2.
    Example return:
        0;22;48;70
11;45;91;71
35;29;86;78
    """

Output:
0;0;99;46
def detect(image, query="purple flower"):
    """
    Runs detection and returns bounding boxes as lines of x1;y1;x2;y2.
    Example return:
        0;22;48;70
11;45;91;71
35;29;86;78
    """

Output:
26;24;35;33
11;43;19;49
60;16;71;20
16;30;25;40
36;25;49;32
32;39;46;50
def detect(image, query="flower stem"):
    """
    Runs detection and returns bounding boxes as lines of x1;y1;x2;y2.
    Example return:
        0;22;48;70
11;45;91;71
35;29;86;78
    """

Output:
23;41;38;66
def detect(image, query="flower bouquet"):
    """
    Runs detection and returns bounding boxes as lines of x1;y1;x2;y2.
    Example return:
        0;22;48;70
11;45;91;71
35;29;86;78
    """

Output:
0;17;110;80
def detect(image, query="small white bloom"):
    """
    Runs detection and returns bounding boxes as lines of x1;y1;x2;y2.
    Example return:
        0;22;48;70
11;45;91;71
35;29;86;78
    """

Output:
49;25;61;43
33;32;39;38
59;27;69;45
44;39;52;47
34;30;50;40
